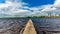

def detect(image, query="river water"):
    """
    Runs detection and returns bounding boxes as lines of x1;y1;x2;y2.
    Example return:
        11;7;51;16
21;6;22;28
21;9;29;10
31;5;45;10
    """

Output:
0;18;60;34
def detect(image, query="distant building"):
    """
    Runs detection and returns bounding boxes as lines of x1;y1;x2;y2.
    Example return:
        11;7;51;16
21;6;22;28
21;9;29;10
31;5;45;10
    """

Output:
56;14;59;16
53;14;60;16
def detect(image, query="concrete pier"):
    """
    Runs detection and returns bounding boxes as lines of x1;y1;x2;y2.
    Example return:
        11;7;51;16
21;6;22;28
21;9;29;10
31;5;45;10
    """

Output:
23;19;37;34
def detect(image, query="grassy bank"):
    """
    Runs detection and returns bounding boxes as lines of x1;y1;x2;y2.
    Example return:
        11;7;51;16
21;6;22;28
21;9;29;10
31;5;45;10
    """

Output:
26;16;60;18
0;16;60;18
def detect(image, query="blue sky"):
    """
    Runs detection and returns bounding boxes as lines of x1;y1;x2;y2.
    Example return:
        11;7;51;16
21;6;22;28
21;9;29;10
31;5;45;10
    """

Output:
0;0;55;7
0;0;5;3
22;0;55;7
0;0;60;17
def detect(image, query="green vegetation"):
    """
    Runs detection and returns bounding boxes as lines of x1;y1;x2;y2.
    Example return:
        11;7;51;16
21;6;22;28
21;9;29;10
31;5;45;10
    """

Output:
0;16;60;18
26;16;60;18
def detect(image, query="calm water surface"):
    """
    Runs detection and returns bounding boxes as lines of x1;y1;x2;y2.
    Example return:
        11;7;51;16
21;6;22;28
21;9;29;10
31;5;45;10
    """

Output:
0;18;60;34
0;18;60;29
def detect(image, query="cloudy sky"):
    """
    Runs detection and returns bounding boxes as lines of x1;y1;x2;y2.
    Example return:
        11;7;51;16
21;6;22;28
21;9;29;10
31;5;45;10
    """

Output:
0;0;60;17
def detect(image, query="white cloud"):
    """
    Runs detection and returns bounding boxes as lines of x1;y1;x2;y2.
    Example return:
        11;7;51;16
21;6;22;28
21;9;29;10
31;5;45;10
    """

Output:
54;0;60;7
40;0;60;15
0;0;60;17
0;1;12;8
41;5;57;12
29;0;60;16
0;0;33;17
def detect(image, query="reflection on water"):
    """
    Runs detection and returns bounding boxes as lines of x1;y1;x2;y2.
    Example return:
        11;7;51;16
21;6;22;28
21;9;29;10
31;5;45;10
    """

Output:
0;18;60;34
